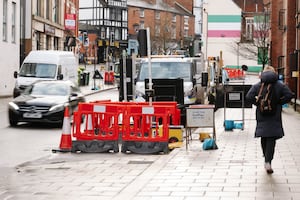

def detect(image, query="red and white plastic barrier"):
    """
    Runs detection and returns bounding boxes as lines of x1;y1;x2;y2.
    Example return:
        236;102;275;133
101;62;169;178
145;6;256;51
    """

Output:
71;101;180;154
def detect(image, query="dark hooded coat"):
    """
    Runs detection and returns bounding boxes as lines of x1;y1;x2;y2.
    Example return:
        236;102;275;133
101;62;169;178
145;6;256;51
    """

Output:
246;71;293;138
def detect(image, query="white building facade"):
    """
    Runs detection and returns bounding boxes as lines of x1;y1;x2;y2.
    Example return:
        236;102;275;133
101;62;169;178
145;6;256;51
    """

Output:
0;0;20;97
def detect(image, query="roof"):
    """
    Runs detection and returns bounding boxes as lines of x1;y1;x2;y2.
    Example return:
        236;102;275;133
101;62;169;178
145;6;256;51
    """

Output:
24;50;75;64
127;0;193;16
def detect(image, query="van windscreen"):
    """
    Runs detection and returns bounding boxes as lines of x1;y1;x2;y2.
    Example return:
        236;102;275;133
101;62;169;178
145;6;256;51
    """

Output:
19;63;57;78
138;62;192;81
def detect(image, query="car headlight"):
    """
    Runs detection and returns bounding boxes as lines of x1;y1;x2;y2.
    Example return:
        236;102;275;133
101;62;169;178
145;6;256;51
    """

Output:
8;102;19;110
49;104;65;112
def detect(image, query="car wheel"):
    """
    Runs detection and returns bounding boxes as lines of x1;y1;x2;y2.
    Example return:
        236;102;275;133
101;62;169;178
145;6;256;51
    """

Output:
9;118;18;127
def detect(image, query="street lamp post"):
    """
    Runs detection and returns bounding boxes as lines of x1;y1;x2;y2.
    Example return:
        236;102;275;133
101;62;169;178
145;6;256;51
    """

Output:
237;42;240;68
92;43;98;90
203;8;208;61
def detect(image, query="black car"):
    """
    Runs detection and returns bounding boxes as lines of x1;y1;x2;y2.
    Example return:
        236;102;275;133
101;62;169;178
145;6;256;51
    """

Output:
8;80;85;127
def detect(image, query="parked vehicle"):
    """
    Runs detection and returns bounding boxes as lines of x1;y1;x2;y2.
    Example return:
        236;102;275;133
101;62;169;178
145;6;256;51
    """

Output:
13;50;78;97
134;55;207;125
8;80;85;127
135;55;206;105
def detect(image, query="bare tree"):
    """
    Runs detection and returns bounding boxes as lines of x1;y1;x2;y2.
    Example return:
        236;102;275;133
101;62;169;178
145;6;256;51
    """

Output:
150;11;176;54
232;11;270;70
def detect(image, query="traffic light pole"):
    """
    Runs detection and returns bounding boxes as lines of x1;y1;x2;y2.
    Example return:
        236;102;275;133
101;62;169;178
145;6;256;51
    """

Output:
146;27;153;106
122;50;127;102
106;34;110;71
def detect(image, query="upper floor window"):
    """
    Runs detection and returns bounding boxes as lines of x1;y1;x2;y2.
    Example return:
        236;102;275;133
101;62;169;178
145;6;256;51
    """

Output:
2;0;7;42
184;16;189;25
140;8;144;18
111;8;116;19
171;26;176;39
184;29;188;37
53;0;60;23
245;17;254;41
133;23;139;33
37;0;42;17
278;9;286;30
11;2;16;43
117;9;122;21
140;21;144;29
172;14;176;22
155;11;160;20
155;24;160;37
46;1;51;20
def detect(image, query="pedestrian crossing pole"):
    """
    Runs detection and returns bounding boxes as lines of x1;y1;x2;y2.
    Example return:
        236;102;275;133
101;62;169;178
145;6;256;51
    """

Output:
122;49;127;102
146;27;153;106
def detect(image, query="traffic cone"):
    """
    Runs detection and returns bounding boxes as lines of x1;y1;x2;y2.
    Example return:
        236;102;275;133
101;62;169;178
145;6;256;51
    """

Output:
58;107;72;152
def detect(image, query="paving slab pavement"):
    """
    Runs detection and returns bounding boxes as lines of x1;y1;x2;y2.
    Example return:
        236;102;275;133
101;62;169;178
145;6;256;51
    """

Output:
1;105;300;200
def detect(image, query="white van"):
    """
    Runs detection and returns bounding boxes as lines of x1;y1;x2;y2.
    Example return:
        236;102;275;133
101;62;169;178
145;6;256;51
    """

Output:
13;50;78;97
135;56;205;105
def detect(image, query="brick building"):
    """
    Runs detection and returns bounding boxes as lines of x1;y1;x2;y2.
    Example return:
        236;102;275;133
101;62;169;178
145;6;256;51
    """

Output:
233;0;299;107
264;0;299;106
127;0;195;55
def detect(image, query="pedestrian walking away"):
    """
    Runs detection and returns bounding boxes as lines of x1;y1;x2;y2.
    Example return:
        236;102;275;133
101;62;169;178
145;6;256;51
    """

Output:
246;66;294;174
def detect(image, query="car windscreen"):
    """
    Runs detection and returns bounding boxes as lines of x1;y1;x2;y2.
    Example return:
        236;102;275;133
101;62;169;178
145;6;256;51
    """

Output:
138;62;192;81
19;63;57;78
26;82;69;96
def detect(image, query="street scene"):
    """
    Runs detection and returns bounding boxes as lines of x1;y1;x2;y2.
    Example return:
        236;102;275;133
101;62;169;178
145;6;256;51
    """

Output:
1;0;300;200
0;64;300;200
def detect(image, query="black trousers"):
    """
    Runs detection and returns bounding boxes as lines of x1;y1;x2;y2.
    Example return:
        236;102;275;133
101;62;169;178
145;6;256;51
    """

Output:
261;137;276;163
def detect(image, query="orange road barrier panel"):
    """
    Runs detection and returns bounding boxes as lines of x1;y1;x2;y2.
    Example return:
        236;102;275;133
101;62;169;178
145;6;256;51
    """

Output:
72;103;124;153
121;105;173;154
71;101;180;154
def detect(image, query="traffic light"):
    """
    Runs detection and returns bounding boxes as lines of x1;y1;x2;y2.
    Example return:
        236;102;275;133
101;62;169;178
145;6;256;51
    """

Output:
110;33;115;46
199;39;202;51
111;33;115;43
137;29;148;57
